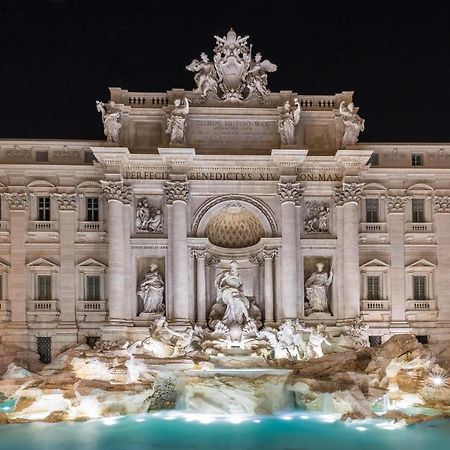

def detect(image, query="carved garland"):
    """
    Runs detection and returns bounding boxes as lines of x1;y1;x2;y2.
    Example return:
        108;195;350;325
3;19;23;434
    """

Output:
101;180;132;204
334;182;364;206
53;193;77;210
3;192;28;210
387;196;409;213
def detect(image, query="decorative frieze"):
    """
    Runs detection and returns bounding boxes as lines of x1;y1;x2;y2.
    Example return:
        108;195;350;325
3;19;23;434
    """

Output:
387;195;409;213
164;181;189;204
101;180;132;203
53;193;77;210
334;182;364;206
433;196;450;213
277;182;304;204
3;192;28;210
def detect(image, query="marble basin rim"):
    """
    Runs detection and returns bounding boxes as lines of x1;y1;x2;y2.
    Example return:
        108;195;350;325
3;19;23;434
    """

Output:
183;368;293;378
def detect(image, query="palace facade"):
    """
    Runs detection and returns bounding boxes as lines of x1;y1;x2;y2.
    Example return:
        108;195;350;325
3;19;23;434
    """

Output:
1;30;449;362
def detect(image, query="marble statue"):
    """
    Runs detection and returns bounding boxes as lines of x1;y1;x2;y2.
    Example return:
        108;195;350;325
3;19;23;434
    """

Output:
96;101;121;143
165;97;190;145
245;52;277;98
304;263;333;314
137;264;165;314
304;202;330;233
135;199;164;232
208;261;262;329
186;53;218;99
343;315;370;348
186;29;277;102
278;99;301;145
339;101;365;147
305;324;331;359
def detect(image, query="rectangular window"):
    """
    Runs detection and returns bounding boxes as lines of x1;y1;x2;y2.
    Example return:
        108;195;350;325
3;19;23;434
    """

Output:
37;275;52;300
369;336;382;347
412;154;423;167
86;275;100;301
35;151;48;162
367;276;380;300
37;337;52;364
412;199;425;223
86;197;99;222
365;199;379;223
37;196;51;221
413;275;426;300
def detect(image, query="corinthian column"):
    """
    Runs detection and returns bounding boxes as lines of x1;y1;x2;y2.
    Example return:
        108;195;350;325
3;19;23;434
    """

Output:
334;182;364;319
192;249;206;325
263;249;277;324
101;180;131;323
278;182;303;319
165;181;189;324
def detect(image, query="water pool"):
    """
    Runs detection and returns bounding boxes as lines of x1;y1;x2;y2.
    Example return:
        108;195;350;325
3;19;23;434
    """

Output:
0;411;449;450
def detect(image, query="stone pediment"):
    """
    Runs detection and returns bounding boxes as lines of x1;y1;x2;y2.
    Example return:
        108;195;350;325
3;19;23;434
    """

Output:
27;257;58;267
78;258;107;268
360;259;389;269
406;259;436;269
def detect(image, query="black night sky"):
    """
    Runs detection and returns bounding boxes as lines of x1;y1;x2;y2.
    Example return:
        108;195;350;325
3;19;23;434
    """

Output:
0;0;449;143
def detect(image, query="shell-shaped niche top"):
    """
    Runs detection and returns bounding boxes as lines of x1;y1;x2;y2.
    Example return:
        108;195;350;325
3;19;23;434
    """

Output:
206;204;265;248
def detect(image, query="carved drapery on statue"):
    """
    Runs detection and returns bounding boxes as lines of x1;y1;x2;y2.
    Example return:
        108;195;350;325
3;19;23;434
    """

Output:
339;101;365;147
304;263;333;315
278;99;301;145
96;101;122;143
137;264;165;315
186;28;277;102
208;261;262;329
304;201;330;233
165;97;189;145
135;198;163;232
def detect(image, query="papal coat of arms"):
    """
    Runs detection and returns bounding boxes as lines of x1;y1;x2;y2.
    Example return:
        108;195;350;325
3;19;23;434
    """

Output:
186;28;277;102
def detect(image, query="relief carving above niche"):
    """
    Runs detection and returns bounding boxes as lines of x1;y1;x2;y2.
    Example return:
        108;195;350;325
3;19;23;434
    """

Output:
135;198;164;232
304;201;330;233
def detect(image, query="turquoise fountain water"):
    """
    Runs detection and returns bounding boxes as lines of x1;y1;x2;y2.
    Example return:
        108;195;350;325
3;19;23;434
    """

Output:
0;411;449;450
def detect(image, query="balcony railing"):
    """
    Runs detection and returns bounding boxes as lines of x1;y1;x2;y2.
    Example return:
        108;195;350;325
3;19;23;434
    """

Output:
79;221;104;232
406;299;436;311
405;223;433;233
29;221;58;232
360;223;387;233
29;300;59;311
360;300;390;311
78;300;107;312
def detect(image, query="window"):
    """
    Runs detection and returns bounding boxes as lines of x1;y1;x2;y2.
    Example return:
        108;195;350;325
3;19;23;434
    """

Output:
365;199;379;223
35;151;48;162
412;154;423;167
86;275;100;301
367;276;380;300
368;152;379;166
413;275;426;300
416;335;428;344
412;199;425;223
86;336;100;348
37;337;52;364
86;197;99;222
369;336;382;347
37;275;52;300
37;196;51;221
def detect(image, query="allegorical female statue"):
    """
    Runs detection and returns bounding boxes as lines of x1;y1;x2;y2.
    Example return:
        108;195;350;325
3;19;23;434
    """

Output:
165;97;190;145
186;53;218;98
339;101;365;147
278;98;301;145
96;100;121;143
304;263;333;314
208;261;262;329
137;264;165;314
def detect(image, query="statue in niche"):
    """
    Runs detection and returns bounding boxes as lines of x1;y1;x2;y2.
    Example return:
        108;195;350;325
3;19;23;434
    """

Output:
304;202;330;233
304;263;333;314
278;99;301;145
339;101;365;147
186;53;218;99
208;261;262;329
135;198;164;232
96;101;121;143
245;52;277;98
137;264;165;314
165;97;190;145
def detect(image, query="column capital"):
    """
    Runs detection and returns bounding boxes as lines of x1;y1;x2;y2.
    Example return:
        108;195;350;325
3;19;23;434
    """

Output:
3;192;28;210
263;248;279;259
206;253;220;266
334;182;364;206
53;193;77;210
164;180;189;204
191;248;207;259
249;254;263;266
433;196;450;213
387;195;409;213
101;180;132;203
277;182;304;204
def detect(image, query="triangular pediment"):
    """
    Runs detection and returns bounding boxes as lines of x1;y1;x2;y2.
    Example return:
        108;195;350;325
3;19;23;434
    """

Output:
27;257;59;268
360;258;389;268
78;258;107;268
406;259;436;269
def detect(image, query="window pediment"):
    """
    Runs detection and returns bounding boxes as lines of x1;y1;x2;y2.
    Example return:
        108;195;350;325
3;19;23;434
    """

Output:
360;259;389;272
406;259;436;272
27;258;59;272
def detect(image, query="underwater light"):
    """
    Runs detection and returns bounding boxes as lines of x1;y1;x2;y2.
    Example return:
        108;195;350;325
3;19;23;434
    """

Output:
427;368;449;389
356;426;367;432
102;417;117;426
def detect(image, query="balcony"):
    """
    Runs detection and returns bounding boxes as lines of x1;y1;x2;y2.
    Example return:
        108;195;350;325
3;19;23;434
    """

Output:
359;223;387;233
29;221;58;232
405;223;433;233
79;221;105;232
405;299;438;320
27;300;60;321
76;300;108;322
360;300;389;311
0;300;11;321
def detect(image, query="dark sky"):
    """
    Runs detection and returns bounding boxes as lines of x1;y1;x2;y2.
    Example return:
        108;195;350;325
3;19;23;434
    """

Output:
0;0;449;143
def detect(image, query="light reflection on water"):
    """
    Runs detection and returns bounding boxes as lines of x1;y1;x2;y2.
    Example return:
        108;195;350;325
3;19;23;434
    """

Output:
0;411;449;450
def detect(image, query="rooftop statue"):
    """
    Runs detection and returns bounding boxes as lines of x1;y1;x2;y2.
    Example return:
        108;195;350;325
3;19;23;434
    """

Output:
96;100;121;143
186;28;277;102
339;101;365;147
278;99;301;145
165;97;190;145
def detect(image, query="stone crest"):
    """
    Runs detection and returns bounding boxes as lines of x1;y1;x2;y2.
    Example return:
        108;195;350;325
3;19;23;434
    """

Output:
186;28;277;102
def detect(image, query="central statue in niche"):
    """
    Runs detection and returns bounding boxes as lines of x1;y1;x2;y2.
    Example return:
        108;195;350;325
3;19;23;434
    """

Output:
304;263;333;315
208;261;262;329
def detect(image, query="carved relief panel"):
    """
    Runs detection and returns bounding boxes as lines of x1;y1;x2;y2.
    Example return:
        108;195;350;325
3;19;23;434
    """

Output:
135;197;164;233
